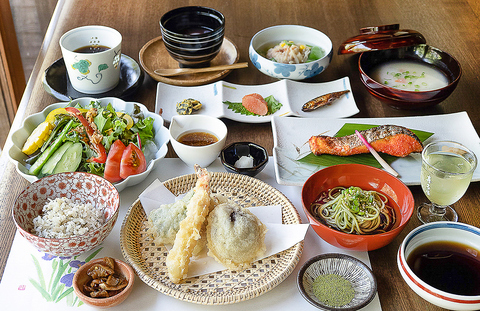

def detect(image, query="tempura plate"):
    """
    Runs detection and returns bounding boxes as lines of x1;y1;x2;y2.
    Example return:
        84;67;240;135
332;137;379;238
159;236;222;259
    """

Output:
120;172;303;305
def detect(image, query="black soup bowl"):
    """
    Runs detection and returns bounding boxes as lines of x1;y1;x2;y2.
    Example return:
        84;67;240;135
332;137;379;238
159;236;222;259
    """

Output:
160;6;225;68
359;44;461;110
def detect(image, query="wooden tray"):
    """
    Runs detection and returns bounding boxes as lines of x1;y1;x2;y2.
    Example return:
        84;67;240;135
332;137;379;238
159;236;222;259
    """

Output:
139;36;239;86
120;172;303;305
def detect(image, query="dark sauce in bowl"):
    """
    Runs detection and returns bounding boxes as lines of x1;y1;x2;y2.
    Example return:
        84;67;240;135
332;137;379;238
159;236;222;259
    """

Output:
407;241;480;295
178;131;218;146
74;45;110;53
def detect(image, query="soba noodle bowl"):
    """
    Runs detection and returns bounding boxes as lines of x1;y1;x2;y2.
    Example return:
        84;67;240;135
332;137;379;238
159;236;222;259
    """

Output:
311;186;396;235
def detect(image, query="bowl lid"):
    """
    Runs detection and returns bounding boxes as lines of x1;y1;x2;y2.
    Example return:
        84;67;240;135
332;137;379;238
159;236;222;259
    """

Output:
338;24;426;54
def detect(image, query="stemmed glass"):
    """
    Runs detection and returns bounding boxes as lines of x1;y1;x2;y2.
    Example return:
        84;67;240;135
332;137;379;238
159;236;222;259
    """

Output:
418;141;477;223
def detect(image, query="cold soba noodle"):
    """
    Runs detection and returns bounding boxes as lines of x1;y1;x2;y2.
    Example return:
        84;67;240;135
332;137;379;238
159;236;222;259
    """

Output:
311;186;396;235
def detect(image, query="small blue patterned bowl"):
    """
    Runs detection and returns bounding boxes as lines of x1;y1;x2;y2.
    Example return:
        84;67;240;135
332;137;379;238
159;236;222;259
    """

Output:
249;25;333;80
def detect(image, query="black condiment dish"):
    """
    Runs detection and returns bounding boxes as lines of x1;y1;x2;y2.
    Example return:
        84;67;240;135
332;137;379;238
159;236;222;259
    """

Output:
220;142;268;177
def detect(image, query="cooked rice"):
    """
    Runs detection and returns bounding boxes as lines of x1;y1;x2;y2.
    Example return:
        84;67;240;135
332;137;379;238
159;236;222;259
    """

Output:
33;197;104;238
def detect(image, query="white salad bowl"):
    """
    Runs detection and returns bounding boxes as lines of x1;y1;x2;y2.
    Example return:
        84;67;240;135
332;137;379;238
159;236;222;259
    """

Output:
249;25;333;80
8;97;169;192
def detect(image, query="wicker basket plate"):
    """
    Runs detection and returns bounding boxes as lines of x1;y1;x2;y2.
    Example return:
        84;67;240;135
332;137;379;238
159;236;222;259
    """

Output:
120;172;303;305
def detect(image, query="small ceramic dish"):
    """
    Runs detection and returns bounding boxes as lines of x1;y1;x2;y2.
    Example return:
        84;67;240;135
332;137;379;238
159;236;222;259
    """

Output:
169;115;227;167
139;36;239;86
220;142;268;177
249;25;333;80
12;172;119;257
73;257;135;308
297;253;377;310
8;97;170;192
43;54;144;101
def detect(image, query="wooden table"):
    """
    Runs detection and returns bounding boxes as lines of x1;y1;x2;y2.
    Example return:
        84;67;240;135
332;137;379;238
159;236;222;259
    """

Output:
2;0;480;310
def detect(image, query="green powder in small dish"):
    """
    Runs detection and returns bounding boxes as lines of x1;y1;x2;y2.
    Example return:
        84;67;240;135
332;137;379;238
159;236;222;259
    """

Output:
312;273;355;307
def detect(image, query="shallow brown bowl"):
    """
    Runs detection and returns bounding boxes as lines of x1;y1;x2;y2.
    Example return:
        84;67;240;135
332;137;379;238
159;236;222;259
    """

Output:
301;164;414;251
73;258;135;308
359;44;461;109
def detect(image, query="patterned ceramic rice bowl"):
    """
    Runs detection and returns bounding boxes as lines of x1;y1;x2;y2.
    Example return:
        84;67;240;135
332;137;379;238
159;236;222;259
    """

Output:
12;172;119;257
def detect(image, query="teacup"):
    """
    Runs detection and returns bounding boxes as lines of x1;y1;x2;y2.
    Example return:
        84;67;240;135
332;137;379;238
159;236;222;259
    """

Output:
169;115;227;167
60;25;122;94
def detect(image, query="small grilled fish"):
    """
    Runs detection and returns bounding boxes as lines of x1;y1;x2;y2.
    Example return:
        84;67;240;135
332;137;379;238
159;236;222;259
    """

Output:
302;90;350;112
309;125;423;157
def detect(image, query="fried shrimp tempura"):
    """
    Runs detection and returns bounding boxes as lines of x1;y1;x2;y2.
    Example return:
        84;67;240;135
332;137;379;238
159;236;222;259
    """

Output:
166;165;212;283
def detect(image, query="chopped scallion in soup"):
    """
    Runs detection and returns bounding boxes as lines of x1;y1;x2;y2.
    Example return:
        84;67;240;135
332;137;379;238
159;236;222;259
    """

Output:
370;60;449;92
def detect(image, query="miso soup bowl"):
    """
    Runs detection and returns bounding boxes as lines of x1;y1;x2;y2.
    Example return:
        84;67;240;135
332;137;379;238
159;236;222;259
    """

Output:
359;44;461;109
397;222;480;310
169;115;227;168
249;25;333;80
160;6;225;67
301;164;414;251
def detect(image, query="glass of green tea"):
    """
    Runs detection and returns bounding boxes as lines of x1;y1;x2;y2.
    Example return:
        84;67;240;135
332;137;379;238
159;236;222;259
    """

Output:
418;141;477;223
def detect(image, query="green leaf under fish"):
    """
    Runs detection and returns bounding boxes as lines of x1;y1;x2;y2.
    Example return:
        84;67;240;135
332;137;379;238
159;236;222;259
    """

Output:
297;123;434;168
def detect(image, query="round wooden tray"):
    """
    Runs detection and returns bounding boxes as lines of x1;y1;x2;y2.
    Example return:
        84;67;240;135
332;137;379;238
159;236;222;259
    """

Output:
139;36;239;86
120;172;303;305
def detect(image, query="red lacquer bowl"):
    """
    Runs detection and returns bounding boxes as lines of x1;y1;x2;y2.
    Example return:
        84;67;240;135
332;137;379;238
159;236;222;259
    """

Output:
359;44;461;110
301;164;414;251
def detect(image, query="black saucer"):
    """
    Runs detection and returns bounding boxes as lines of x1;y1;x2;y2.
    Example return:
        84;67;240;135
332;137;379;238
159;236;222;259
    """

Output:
43;54;144;101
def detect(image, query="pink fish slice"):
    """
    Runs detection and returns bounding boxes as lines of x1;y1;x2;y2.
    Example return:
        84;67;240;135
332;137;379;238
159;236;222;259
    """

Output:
355;130;400;177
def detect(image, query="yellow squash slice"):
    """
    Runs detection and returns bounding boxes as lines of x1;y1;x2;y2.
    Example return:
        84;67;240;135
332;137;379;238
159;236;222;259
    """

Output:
21;121;54;155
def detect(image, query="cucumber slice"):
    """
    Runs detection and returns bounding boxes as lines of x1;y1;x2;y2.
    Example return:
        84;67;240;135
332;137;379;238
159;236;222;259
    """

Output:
53;142;83;174
39;141;73;177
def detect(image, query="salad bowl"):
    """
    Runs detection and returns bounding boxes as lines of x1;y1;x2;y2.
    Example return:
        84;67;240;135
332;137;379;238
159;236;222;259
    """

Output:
8;97;169;192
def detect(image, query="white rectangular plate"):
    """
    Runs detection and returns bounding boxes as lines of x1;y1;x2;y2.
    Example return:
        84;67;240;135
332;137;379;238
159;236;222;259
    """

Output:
156;77;359;123
272;112;480;186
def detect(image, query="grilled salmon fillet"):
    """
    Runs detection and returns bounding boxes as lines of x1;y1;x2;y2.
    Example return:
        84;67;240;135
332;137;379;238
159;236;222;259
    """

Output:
309;125;423;157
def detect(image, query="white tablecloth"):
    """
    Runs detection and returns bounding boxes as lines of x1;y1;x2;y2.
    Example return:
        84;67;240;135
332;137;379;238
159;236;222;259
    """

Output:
0;158;382;310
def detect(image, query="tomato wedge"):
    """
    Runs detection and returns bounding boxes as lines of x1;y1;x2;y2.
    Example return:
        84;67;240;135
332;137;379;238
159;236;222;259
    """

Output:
65;107;107;163
104;140;126;183
120;142;147;179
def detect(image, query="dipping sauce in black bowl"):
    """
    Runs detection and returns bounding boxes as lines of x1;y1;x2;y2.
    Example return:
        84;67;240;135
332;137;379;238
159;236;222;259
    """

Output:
160;6;225;67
